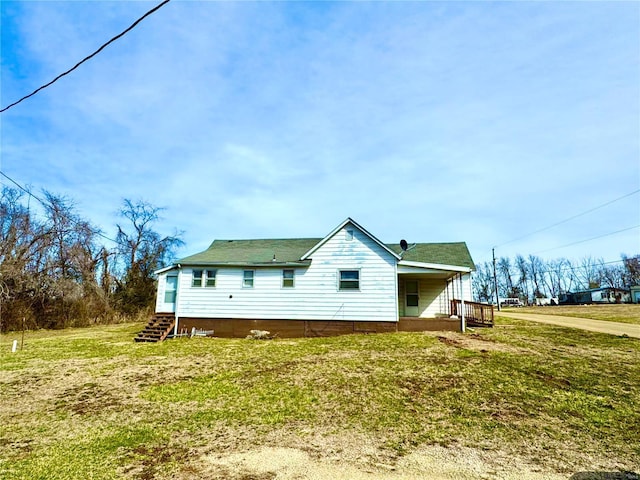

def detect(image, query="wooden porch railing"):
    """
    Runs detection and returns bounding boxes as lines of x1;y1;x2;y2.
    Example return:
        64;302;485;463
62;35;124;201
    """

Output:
450;299;494;327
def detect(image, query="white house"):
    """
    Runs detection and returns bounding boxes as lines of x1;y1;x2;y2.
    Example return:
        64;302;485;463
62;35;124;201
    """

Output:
138;218;488;341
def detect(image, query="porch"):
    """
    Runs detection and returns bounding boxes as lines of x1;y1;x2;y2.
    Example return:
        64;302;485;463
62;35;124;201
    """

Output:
397;268;494;329
450;299;494;327
398;299;494;331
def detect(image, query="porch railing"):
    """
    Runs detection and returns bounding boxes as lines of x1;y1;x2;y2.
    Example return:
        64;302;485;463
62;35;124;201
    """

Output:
450;299;494;327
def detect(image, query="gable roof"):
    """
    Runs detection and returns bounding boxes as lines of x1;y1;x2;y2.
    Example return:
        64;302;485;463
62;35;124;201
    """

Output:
387;242;475;270
301;217;401;261
174;218;474;270
178;238;321;266
177;238;474;270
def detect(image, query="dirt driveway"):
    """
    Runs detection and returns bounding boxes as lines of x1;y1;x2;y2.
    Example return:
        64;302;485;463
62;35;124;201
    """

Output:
496;312;640;338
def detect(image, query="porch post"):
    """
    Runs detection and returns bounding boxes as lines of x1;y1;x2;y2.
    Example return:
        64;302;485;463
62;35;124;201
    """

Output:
459;273;466;333
173;267;181;338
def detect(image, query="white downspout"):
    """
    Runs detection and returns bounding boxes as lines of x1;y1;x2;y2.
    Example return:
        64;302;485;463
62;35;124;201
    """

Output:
173;266;181;337
459;273;466;333
394;263;399;323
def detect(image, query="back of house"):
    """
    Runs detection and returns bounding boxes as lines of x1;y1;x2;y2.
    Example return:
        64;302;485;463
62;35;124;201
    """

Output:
151;218;477;338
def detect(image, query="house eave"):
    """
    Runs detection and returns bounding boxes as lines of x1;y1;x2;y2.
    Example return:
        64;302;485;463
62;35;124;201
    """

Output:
179;261;312;268
398;260;472;274
154;265;179;275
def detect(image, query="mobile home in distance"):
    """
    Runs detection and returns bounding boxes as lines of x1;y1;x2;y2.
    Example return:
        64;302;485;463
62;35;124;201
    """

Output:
560;287;631;305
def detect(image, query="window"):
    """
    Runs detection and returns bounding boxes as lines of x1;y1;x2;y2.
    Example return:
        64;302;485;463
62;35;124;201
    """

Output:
243;270;254;288
164;275;177;303
282;269;294;288
191;269;203;287
339;270;360;290
345;229;354;241
205;269;216;287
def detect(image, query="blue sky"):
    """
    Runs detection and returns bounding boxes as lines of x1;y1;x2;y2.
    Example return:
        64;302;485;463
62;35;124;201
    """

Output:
1;1;638;266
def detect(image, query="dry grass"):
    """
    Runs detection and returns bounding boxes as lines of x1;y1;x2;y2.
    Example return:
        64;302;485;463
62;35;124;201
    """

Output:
505;304;640;325
0;320;638;479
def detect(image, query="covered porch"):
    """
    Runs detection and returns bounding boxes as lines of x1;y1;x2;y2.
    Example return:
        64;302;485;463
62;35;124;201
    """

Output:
396;263;493;331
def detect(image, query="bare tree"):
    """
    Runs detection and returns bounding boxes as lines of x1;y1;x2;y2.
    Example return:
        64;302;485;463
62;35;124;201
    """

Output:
621;254;640;287
0;187;48;331
542;258;568;297
527;255;546;298
113;199;183;314
597;260;625;289
576;256;603;290
0;190;185;332
515;255;530;302
0;187;110;331
497;257;521;298
39;192;104;326
472;262;495;303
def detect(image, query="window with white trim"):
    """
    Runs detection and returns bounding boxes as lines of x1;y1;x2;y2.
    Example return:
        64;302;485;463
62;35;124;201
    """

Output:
282;269;294;288
339;270;360;290
243;270;254;288
205;269;216;287
191;269;203;287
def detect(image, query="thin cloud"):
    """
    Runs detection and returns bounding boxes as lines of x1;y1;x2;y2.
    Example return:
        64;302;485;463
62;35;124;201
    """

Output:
1;1;638;262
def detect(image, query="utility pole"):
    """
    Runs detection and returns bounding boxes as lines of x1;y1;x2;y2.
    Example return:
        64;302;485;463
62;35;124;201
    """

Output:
493;248;501;311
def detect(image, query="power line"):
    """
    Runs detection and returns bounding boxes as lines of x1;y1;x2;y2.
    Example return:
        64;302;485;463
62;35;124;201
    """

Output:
526;259;625;276
495;188;640;249
533;225;640;255
478;256;629;273
0;170;122;246
1;0;171;113
0;171;46;206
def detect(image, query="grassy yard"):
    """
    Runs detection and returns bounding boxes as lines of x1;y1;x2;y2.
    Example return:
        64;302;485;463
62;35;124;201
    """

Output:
0;320;638;479
503;303;640;325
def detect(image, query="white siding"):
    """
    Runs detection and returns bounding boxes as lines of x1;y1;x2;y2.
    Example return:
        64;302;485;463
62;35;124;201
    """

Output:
462;273;473;300
398;274;473;318
155;272;167;312
155;269;179;313
398;278;449;317
174;226;398;322
420;279;450;317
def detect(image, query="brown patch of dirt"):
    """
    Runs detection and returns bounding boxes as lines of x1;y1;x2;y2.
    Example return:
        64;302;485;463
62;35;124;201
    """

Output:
55;382;122;415
165;428;604;480
176;444;570;480
0;438;33;460
122;443;192;480
532;370;572;389
430;331;529;354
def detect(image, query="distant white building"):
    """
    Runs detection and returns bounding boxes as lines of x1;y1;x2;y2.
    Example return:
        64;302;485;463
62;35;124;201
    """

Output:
534;297;559;306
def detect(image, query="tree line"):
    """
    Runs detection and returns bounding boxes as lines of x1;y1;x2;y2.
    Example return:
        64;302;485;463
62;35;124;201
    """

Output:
473;253;640;304
0;186;182;332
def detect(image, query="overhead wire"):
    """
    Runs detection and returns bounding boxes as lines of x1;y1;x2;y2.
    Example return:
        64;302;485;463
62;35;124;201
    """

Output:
0;170;124;246
478;188;640;265
484;258;630;276
494;188;640;249
1;0;171;113
0;1;172;244
533;225;640;255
